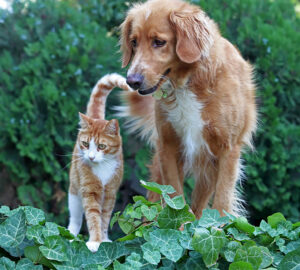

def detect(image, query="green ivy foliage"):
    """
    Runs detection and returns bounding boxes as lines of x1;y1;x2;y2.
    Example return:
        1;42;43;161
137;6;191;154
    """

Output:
0;182;300;269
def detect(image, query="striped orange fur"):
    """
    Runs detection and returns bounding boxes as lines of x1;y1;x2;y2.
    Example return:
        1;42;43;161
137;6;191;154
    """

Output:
67;74;131;252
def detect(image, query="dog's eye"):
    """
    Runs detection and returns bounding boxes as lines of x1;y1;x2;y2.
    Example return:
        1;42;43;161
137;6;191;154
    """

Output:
153;39;166;48
131;39;137;48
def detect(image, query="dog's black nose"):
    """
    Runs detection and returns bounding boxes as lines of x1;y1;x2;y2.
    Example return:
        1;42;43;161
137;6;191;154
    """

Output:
126;74;144;90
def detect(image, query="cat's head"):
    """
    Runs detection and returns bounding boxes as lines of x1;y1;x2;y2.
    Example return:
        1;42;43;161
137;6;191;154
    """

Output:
77;113;121;164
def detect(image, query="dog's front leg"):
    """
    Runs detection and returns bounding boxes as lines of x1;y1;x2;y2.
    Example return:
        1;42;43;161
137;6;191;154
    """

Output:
156;115;184;198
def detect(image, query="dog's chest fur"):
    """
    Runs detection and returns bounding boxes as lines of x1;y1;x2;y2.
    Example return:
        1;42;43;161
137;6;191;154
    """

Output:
161;87;209;170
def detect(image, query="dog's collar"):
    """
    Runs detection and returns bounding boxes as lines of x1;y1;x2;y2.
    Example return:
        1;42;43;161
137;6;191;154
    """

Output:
152;88;169;100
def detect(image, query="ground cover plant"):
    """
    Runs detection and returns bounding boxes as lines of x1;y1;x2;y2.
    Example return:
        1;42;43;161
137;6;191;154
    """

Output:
0;181;299;269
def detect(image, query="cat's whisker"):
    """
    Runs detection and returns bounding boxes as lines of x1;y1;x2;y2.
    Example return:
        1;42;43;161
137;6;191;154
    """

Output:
61;157;83;170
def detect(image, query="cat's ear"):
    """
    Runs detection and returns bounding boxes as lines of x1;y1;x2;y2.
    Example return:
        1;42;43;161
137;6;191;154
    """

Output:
104;119;119;136
79;112;92;129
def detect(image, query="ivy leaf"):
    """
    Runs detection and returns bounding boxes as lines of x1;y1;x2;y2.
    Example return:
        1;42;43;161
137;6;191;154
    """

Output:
157;205;195;229
0;209;26;248
229;261;253;270
149;229;184;262
0;206;11;216
162;194;186;210
234;217;255;234
16;258;43;270
141;205;158;221
267;213;286;228
284;239;300;255
25;246;44;264
141;242;161;265
42;222;60;237
227;228;251;241
224;241;242;262
58;226;75;240
118;217;135;234
260;220;278;237
179;230;194;250
198;209;229;228
192;227;227;267
133;196;153;206
39;235;68;262
113;260;132;270
90;242;130;268
140;180;175;195
278;248;300;270
125;252;143;268
23;206;45;226
233;246;263;270
260;246;273;268
0;257;16;270
4;237;34;257
110;211;120;229
176;251;206;269
26;225;45;244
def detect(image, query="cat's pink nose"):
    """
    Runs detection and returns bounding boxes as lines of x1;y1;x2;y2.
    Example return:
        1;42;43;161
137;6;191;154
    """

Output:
89;156;95;161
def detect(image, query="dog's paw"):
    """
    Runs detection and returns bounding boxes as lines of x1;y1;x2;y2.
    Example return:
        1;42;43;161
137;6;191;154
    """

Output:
86;241;100;253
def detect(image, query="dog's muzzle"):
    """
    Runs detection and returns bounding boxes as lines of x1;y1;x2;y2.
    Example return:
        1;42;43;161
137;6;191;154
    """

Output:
137;69;171;96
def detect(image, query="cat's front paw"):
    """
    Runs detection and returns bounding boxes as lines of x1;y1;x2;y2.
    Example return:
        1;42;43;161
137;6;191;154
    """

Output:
86;241;100;252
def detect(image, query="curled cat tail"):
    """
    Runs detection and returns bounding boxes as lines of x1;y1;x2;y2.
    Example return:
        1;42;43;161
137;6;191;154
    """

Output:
86;73;132;119
114;91;157;147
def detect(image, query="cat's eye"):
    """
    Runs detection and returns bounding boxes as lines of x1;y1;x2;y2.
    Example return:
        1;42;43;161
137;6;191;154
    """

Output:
153;39;166;48
98;144;106;150
82;141;89;148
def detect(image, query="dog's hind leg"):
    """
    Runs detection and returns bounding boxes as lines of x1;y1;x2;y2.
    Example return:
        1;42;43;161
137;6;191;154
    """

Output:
191;155;217;219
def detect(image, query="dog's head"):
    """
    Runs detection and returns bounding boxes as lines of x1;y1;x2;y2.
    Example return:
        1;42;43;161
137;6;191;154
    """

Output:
120;0;215;95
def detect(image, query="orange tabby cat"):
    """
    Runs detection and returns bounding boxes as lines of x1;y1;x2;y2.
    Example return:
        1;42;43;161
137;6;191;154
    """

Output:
67;74;131;252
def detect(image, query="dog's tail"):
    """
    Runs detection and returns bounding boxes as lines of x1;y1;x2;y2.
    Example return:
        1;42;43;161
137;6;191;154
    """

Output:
114;91;157;147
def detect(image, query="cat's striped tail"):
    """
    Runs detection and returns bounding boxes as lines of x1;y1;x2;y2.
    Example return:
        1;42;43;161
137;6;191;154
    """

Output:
86;73;132;119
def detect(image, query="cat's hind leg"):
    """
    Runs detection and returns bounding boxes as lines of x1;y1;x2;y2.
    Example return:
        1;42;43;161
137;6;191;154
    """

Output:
67;192;84;237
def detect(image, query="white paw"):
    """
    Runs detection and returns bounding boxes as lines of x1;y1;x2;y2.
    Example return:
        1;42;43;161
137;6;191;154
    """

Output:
86;241;100;252
67;224;80;237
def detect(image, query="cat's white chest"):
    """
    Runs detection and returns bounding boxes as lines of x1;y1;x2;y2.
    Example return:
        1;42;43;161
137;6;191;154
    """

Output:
161;88;210;168
91;159;119;186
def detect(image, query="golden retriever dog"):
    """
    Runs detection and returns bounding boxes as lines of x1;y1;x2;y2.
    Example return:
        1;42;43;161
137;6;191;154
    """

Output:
117;0;257;218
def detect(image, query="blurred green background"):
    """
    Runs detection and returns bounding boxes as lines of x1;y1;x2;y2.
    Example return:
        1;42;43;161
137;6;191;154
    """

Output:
0;0;299;236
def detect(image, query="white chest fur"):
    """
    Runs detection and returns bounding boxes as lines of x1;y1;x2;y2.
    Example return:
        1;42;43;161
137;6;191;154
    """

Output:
161;88;210;170
91;159;119;186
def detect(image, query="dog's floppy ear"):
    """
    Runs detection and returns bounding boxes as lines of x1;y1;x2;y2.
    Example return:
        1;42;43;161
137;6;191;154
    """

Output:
120;16;133;68
170;8;213;64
